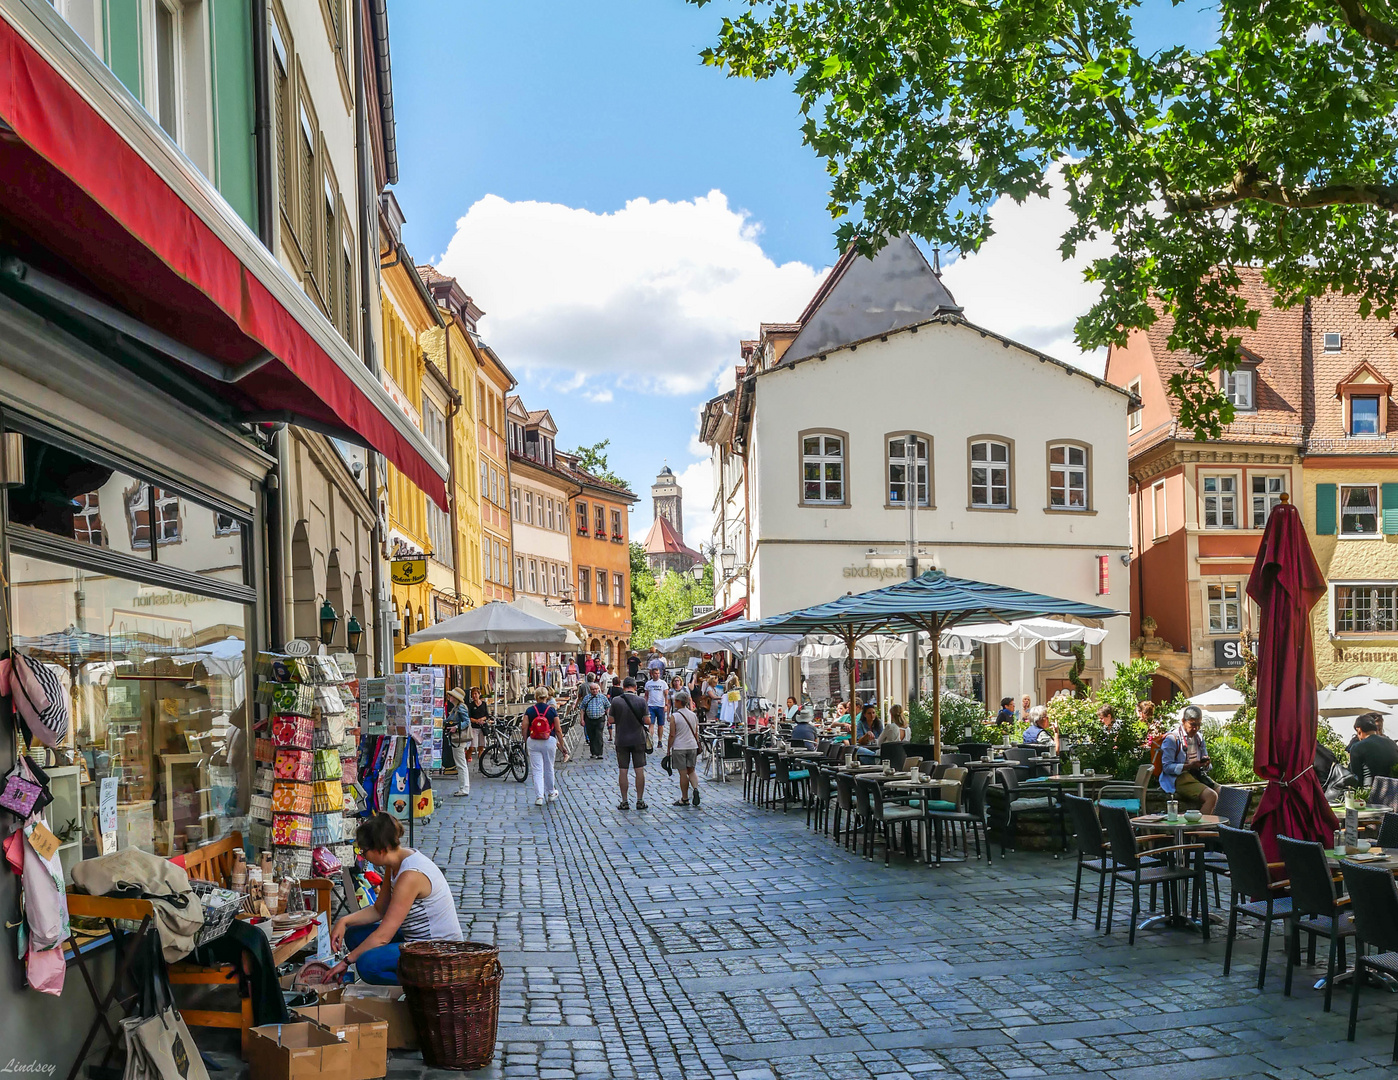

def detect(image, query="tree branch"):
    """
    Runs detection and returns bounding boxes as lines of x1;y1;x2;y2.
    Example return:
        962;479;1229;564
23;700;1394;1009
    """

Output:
1166;173;1398;212
1331;0;1398;48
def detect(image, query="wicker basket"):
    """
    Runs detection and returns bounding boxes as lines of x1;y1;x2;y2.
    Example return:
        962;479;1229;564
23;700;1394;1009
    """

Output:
398;941;502;1070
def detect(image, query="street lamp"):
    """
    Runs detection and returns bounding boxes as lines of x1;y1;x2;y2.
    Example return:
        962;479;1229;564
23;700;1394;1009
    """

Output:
346;614;363;654
689;561;706;583
719;547;736;576
319;600;339;647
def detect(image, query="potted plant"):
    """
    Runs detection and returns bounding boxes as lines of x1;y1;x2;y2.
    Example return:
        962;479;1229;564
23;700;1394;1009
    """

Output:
1347;787;1370;810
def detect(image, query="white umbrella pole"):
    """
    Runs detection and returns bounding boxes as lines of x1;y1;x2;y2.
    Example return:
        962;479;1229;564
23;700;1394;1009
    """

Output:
1018;647;1026;726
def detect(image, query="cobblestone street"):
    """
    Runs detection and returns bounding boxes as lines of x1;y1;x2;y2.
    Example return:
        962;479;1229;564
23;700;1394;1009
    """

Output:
390;755;1398;1080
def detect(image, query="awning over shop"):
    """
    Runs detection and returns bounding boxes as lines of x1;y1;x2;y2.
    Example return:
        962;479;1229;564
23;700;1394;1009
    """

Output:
0;6;448;507
687;598;747;632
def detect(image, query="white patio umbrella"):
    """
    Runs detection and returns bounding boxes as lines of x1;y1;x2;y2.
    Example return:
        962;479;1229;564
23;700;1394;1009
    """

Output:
508;594;584;648
1187;683;1246;718
947;618;1109;715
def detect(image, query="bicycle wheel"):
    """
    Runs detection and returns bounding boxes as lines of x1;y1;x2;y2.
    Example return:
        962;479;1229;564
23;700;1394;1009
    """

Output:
480;742;511;778
509;744;529;783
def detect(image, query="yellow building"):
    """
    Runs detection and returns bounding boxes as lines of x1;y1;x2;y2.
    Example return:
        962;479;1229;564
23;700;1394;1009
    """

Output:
378;197;442;654
419;267;487;614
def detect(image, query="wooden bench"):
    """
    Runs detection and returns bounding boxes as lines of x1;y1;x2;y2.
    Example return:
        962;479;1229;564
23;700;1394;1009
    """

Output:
169;832;332;1054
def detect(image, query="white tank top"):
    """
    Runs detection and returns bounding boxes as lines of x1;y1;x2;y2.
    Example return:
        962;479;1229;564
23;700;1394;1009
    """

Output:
392;851;463;942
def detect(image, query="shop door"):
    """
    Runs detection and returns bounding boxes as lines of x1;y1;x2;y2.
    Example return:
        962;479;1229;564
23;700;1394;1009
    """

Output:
1046;678;1088;699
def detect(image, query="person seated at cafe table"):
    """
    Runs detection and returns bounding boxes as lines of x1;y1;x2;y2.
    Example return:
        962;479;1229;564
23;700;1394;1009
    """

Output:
996;697;1016;725
1022;705;1055;746
1347;713;1398;786
790;714;818;747
880;703;910;744
1098;705;1115;732
855;704;883;759
1160;705;1218;814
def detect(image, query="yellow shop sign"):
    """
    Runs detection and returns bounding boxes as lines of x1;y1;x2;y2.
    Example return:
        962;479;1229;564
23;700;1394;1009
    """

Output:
391;558;427;586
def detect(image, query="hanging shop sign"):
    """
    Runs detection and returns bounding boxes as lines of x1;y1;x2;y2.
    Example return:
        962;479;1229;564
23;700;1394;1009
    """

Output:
1213;638;1255;668
391;558;427;586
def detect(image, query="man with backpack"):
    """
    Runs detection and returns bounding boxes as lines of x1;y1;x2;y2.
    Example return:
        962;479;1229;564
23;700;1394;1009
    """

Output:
609;677;653;810
523;686;562;807
579;680;609;759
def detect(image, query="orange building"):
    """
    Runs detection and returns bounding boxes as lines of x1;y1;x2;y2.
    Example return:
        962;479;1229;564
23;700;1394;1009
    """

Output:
561;456;637;669
474;340;516;601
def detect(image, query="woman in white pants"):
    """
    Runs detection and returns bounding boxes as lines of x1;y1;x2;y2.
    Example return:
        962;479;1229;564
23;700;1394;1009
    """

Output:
447;687;473;796
522;685;561;807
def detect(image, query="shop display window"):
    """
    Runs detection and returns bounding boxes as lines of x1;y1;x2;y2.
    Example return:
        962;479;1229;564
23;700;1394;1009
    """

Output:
10;552;251;868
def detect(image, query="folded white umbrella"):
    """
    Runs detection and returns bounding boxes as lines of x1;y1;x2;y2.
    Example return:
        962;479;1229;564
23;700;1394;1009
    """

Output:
410;602;572;652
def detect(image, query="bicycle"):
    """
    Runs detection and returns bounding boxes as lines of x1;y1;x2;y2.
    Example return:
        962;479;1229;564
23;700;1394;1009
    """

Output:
478;717;528;782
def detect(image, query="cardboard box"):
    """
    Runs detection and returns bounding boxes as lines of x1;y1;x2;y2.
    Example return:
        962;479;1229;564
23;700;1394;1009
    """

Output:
247;1022;352;1080
292;1004;389;1080
340;984;418;1050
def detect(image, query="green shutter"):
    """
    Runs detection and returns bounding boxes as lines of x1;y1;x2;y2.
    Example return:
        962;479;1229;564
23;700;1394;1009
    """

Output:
1384;484;1398;535
104;0;143;100
1316;483;1337;536
209;0;258;231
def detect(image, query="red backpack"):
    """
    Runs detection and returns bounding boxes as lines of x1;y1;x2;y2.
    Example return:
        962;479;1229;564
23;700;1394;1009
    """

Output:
527;705;553;740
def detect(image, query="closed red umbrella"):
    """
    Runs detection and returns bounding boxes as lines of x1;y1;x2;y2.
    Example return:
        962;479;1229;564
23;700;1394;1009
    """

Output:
1246;495;1337;860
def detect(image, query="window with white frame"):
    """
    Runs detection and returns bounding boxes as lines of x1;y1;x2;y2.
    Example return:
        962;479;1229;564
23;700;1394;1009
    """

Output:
514;555;524;592
1351;396;1381;436
1127;378;1142;434
550;563;559;596
1335;583;1398;634
969;440;1011;508
613;574;624;605
1251;474;1286;528
73;492;105;546
1152;481;1167;539
547;498;555;530
152;0;182;140
801;433;845;504
577;567;591;603
493;540;502;584
1207;582;1242;633
1225;370;1254;410
1048;443;1089;509
511;487;520;521
523;491;533;526
1325;332;1344;353
427;502;452;568
1201;474;1237;528
887;435;930;506
596;569;608;606
1341;485;1380;535
528;559;538;594
482;542;491;583
611;509;622;540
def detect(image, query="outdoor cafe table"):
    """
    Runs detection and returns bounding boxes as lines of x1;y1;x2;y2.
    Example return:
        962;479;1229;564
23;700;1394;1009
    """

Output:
1129;813;1223;934
1023;772;1115;798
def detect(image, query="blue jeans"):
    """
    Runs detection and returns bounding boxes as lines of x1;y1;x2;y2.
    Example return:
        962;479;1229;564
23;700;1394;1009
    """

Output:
346;922;405;985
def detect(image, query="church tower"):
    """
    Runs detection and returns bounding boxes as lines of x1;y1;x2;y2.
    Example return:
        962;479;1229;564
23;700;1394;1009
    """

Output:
651;466;683;537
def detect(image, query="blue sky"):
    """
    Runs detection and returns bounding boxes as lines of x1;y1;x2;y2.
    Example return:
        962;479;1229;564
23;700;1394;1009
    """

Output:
387;0;1218;545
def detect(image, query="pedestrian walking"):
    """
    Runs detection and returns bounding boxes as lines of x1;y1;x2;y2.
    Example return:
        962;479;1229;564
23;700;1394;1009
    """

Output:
579;680;609;759
446;687;473;796
644;667;670;739
668;690;701;807
610;676;652;810
523;685;561;807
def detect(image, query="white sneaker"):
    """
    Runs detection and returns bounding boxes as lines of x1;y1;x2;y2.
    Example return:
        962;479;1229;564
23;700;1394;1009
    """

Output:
455;790;470;797
548;790;560;802
535;797;545;806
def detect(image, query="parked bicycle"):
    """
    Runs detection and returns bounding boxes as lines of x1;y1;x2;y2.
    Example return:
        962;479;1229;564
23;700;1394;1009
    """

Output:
478;716;528;782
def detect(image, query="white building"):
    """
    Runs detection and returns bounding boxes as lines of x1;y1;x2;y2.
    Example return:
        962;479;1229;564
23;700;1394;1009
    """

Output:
700;237;1132;707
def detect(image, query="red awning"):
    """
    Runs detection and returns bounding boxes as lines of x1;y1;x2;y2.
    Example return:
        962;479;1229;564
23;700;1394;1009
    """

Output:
693;598;747;631
0;12;448;507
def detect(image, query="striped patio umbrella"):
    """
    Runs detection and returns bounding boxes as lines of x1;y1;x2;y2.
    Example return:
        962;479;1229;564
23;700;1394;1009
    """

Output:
748;570;1125;749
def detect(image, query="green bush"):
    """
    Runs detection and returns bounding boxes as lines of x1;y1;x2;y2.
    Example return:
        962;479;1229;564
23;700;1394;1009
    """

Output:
908;691;1009;745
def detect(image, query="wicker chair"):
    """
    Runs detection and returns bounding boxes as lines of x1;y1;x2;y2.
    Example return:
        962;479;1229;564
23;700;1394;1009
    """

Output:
1100;805;1207;945
855;776;923;865
1098;765;1154;815
994;767;1067;857
1341;861;1398;1059
774;754;810;813
1217;824;1291;989
808;766;834;834
833;773;861;851
1278;835;1354;1012
926;769;993;866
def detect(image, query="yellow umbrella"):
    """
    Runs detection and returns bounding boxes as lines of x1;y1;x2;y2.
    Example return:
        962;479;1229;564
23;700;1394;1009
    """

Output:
394;638;498;667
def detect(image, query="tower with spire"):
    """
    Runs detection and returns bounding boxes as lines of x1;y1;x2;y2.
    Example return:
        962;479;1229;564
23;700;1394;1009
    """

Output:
643;465;700;576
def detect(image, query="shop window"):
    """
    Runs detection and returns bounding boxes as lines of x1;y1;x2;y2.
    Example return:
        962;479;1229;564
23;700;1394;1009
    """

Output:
576;501;590;536
800;432;845;505
1341;485;1380;536
1207;582;1242;633
1251;475;1286;528
10;551;250;867
1201;475;1237;528
1336;583;1398;634
968;438;1011;508
1048;443;1089;509
887;433;931;507
73;492;106;546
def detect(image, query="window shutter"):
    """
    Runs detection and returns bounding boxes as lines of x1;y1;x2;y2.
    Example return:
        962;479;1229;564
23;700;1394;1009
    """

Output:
1384;484;1398;535
1315;484;1337;536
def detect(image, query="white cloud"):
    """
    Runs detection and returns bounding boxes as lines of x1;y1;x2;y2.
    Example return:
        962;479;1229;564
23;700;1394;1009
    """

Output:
583;388;613;404
940;165;1111;376
434;191;827;395
676;458;715;552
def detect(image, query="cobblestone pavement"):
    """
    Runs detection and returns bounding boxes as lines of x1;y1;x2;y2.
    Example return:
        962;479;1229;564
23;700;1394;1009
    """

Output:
382;753;1398;1080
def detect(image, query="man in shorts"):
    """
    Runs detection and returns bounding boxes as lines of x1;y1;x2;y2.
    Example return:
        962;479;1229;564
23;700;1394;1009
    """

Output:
610;677;653;810
643;667;670;740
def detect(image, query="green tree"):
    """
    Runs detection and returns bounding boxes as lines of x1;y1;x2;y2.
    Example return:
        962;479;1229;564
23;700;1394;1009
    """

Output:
569;439;631;490
631;568;715;650
691;0;1398;435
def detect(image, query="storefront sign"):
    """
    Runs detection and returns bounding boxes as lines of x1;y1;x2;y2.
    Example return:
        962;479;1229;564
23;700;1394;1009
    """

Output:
432;595;458;624
391;558;427;586
691;604;715;619
99;777;118;854
1332;647;1398;664
1213;638;1255;668
842;565;903;581
1097;555;1110;595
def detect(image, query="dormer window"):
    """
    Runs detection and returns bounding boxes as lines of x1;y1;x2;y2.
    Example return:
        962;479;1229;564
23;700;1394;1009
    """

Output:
1225;370;1254;411
1336;361;1392;438
1325;332;1343;353
1352;396;1381;436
